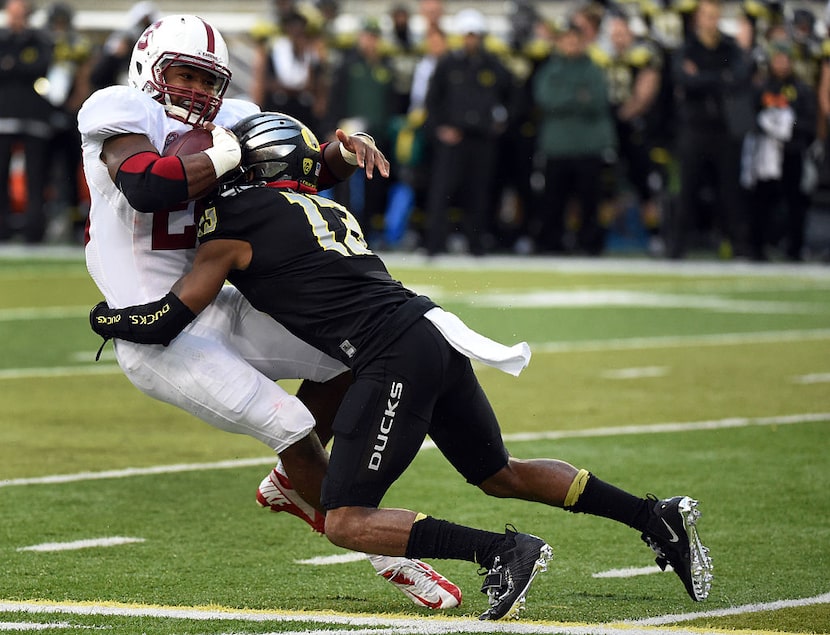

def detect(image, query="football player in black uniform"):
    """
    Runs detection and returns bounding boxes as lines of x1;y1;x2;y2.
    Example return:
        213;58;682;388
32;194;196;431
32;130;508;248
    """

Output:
90;112;713;619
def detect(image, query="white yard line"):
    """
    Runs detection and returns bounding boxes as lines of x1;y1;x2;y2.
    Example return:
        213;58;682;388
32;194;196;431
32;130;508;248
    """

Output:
592;566;666;579
0;365;121;380
294;553;367;566
0;306;89;321
0;622;88;631
16;537;145;553
630;592;830;626
531;328;830;353
1;412;827;489
600;367;669;380
792;372;830;384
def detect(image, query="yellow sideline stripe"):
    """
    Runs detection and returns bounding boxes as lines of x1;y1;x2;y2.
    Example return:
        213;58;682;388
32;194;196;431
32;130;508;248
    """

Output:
0;598;823;635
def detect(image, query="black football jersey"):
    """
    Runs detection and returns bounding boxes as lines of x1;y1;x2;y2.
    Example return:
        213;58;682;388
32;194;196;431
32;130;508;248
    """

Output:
197;185;434;367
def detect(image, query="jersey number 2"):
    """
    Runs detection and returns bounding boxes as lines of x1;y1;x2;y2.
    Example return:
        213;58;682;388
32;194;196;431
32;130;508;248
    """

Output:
151;202;201;250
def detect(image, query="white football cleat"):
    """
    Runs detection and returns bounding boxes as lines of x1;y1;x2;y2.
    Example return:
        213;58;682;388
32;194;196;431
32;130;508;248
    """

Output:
256;467;326;534
368;554;462;609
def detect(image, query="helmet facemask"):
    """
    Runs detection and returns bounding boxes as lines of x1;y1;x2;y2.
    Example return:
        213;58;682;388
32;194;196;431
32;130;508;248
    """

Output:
129;15;232;127
154;56;230;125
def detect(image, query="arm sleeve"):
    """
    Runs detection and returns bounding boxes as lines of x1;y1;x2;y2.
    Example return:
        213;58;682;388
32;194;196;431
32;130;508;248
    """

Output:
90;292;196;345
115;152;190;212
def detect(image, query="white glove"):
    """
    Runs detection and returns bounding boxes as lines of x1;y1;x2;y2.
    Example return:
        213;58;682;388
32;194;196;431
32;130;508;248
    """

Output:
203;126;241;178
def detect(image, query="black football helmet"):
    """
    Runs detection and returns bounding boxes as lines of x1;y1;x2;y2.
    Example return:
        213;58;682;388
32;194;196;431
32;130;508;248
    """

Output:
229;112;322;193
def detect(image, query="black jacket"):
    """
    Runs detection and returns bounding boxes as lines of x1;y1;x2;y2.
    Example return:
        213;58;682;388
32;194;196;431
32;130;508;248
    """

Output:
424;48;515;138
0;26;54;126
672;31;752;132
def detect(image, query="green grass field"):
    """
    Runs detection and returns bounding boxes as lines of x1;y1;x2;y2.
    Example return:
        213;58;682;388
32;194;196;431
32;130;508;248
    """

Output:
1;248;828;634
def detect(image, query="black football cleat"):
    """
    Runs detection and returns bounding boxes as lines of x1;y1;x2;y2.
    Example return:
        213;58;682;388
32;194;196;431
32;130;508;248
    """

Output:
641;495;713;601
478;526;553;620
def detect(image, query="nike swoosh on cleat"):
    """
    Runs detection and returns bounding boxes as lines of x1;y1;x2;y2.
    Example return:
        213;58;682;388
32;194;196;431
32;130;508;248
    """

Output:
661;518;681;543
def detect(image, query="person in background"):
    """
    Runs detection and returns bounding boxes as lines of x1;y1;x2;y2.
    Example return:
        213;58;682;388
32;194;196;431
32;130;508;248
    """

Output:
250;9;325;130
43;2;93;243
743;40;817;261
388;3;419;115
418;0;445;39
669;0;753;259
324;17;397;237
422;8;515;256
604;12;665;254
383;26;449;249
0;0;54;243
532;18;616;255
89;1;159;91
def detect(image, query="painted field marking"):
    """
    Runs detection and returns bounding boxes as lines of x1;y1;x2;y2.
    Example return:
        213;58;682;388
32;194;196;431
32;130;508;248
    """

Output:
17;537;145;553
0;365;121;380
2;412;828;489
629;591;830;626
467;289;824;314
295;553;366;566
793;373;830;384
592;566;666;579
0;457;279;488
531;328;830;354
0;306;88;322
0;622;83;631
600;367;669;380
1;597;827;635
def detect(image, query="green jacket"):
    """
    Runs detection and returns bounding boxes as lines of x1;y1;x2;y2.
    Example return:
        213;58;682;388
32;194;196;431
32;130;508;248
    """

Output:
532;53;616;158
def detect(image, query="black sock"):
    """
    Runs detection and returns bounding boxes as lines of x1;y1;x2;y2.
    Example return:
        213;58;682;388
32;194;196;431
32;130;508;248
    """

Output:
566;474;651;531
405;516;506;567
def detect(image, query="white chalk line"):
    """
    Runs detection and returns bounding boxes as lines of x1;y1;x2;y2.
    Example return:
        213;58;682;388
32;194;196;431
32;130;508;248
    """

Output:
530;328;830;354
295;553;366;566
793;372;830;384
592;566;667;579
629;591;830;626
16;537;145;553
600;367;669;380
2;412;827;489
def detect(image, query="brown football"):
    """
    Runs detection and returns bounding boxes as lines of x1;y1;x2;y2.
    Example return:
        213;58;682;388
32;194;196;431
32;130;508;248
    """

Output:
162;127;213;157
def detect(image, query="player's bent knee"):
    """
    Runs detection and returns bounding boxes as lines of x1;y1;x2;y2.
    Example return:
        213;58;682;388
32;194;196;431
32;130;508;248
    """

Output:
478;461;522;498
323;507;363;550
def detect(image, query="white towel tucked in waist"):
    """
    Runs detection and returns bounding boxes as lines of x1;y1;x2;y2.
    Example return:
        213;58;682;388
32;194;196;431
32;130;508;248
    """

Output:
424;307;531;376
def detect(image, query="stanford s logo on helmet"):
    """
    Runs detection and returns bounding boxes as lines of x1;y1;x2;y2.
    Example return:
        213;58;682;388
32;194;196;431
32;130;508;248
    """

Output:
230;113;322;193
129;14;231;126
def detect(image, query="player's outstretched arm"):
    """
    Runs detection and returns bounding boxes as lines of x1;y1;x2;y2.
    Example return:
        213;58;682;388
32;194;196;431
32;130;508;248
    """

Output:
323;129;390;181
90;239;250;345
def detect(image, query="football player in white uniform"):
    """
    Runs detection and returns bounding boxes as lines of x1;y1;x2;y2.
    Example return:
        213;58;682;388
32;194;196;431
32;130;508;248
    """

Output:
78;14;461;610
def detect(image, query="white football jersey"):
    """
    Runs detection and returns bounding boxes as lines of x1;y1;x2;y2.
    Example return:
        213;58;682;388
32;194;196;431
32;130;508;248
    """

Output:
79;86;259;307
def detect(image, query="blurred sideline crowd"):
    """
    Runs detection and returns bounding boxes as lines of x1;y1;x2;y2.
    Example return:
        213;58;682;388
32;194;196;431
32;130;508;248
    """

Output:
2;0;830;262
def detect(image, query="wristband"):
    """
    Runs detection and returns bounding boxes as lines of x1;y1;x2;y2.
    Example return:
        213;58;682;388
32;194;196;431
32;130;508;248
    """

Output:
339;132;376;166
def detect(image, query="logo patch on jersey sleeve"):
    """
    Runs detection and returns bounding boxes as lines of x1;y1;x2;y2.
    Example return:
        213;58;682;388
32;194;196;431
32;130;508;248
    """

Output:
197;206;218;238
